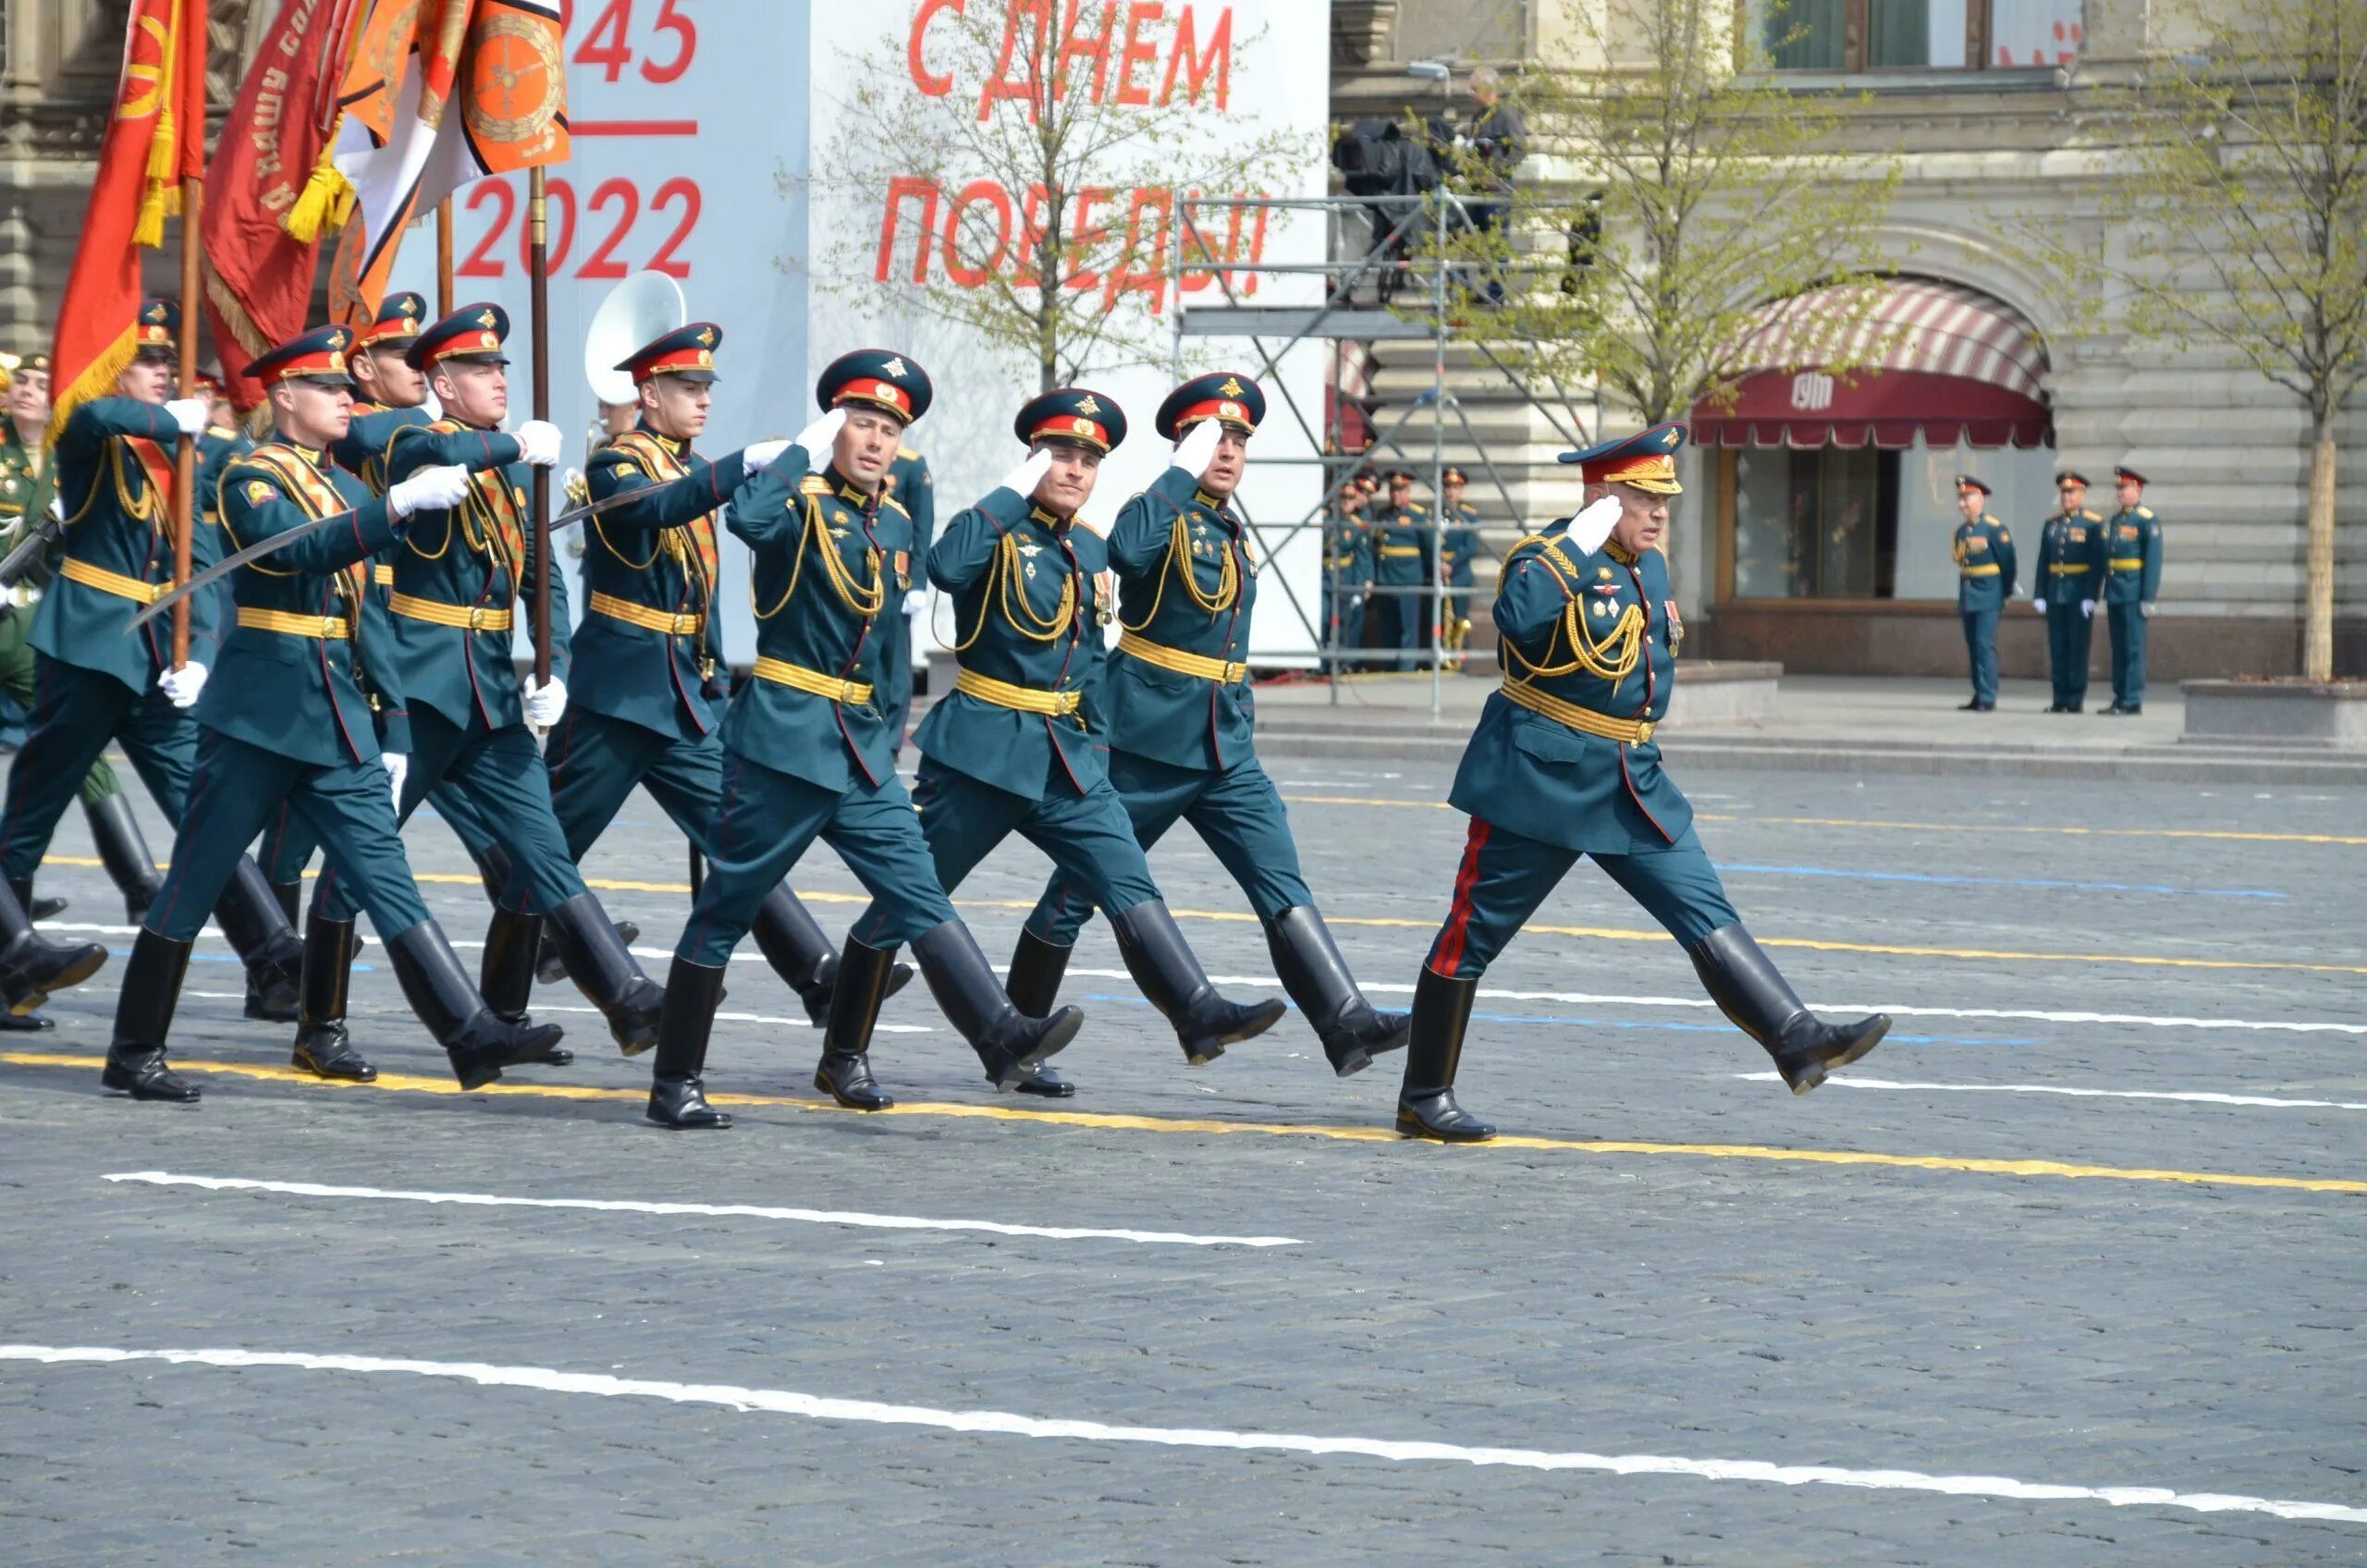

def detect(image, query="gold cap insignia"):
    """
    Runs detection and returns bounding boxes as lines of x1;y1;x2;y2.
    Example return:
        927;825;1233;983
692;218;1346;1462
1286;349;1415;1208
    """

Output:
325;352;347;373
479;332;498;349
696;327;717;347
882;357;908;378
475;310;497;327
329;330;349;349
1072;417;1095;435
1218;377;1244;397
1075;395;1099;415
696;349;713;368
1220;401;1242;421
145;303;167;322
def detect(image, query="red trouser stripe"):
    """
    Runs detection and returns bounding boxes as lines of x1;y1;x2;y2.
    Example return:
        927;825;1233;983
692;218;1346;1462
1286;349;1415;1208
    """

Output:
1429;816;1492;978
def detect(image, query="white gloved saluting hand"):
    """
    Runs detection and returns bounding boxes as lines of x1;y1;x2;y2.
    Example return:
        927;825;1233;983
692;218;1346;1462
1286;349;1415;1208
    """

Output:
163;398;208;437
157;661;208;709
998;448;1053;500
514;420;562;468
389;464;470;518
520;673;568;729
1562;495;1624;556
742;439;791;475
792;408;847;459
1169;418;1223;481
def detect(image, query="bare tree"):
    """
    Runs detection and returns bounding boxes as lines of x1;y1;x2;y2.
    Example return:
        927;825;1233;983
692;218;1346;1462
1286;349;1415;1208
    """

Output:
813;3;1307;394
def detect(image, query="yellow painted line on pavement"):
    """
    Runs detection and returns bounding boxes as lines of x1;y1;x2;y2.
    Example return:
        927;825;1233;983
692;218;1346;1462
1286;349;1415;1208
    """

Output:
8;1050;2363;1197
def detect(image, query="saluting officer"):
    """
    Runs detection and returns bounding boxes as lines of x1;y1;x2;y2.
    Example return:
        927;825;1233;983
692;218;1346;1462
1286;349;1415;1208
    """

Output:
0;351;165;938
2099;465;2164;716
308;302;667;1059
867;388;1279;1098
1374;467;1433;668
876;439;935;758
1951;474;2016;712
1439;465;1482;656
0;299;305;1013
1013;373;1410;1080
1397;424;1889;1141
1323;462;1375;673
101;325;565;1101
647;351;1079;1130
2034;469;2103;713
546;319;885;1034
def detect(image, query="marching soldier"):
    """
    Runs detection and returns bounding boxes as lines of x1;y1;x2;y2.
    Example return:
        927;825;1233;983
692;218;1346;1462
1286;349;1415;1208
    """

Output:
307;302;666;1059
645;351;1081;1129
1012;373;1410;1081
1951;474;2015;712
863;388;1282;1098
1322;463;1373;673
1396;424;1889;1141
102;325;564;1101
546;319;893;1035
1374;468;1433;668
2100;465;2164;716
0;299;305;1014
0;351;165;940
876;440;935;758
191;372;251;532
2034;470;2103;713
1439;465;1482;657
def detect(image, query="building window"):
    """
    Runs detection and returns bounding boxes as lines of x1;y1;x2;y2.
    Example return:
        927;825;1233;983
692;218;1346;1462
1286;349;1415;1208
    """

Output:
1761;0;2081;71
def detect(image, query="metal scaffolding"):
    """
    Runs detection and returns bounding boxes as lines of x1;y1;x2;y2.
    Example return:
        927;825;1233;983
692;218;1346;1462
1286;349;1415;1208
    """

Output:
1168;190;1597;717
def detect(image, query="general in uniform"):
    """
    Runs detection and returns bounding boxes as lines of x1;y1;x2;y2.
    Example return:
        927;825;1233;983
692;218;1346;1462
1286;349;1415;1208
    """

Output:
1373;468;1433;668
101;326;563;1102
2100;465;2163;716
1951;474;2016;712
546;319;877;1030
310;303;666;1058
649;351;1079;1129
1323;463;1374;672
875;441;935;758
0;299;304;1013
2034;470;2103;713
1015;373;1410;1079
1439;465;1482;656
1397;423;1889;1142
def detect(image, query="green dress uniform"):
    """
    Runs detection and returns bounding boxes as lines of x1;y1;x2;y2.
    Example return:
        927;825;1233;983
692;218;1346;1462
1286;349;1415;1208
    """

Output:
101;323;565;1102
1322;478;1373;670
1439;484;1481;653
1950;476;2016;710
1374;481;1433;667
543;321;853;1029
0;300;304;1016
2102;466;2163;714
2036;475;2103;712
875;444;935;757
1396;424;1886;1143
1015;373;1405;1077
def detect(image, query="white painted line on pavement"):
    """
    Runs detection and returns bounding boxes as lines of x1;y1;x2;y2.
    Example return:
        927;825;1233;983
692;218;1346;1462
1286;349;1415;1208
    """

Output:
1733;1073;2367;1112
3;1343;2360;1526
103;1172;1298;1248
1068;971;2366;1037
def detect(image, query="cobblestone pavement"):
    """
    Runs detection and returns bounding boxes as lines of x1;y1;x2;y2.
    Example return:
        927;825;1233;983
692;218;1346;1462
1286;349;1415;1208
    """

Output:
3;757;2362;1566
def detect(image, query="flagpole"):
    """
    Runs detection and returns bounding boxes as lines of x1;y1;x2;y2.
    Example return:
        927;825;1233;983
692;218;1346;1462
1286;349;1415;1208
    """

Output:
172;169;202;669
527;167;551;689
435;198;455;315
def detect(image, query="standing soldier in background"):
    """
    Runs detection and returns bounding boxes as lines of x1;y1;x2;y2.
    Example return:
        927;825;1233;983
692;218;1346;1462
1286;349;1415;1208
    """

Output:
0;350;165;938
1323;463;1374;673
2034;470;2103;713
1951;475;2015;713
2100;465;2164;716
1438;465;1482;658
876;441;935;758
0;300;305;1014
1374;468;1433;668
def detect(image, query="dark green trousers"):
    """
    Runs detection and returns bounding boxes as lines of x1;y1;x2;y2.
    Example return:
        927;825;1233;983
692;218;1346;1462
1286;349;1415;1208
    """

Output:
1960;609;1999;705
259;775;504;886
0;610;119;805
2045;600;2094;708
2107;604;2150;708
0;654;190;883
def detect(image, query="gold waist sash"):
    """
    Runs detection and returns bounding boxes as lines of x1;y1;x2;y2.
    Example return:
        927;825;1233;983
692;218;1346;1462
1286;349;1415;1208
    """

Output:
389;592;512;632
237;607;350;639
1116;631;1247;685
954;668;1083;717
61;557;168;604
753;656;872;704
589;590;705;637
1500;680;1654;745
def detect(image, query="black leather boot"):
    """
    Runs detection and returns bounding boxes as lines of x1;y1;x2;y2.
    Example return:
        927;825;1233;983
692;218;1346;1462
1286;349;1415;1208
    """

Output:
815;936;898;1109
269;878;300;926
483;907;574;1066
8;875;64;923
1001;928;1077;1097
543;892;665;1056
100;930;199;1102
1394;964;1492;1142
289;912;375;1082
0;877;107;1018
1264;904;1411;1077
753;883;909;1027
534;920;641;985
383;918;566;1091
219;858;303;1023
648;957;730;1130
1687;924;1890;1094
912;920;1082;1092
1110;900;1285;1066
83;800;162;924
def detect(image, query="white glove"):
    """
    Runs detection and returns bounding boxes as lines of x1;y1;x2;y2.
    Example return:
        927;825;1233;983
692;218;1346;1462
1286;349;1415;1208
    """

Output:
792;407;847;459
157;660;208;708
999;448;1053;499
742;439;791;475
383;752;408;812
163;398;208;436
1170;418;1222;480
2032;597;2047;615
1563;494;1623;555
389;464;470;518
515;420;562;468
903;588;929;617
2080;599;2094;619
2140;602;2154;619
520;672;568;728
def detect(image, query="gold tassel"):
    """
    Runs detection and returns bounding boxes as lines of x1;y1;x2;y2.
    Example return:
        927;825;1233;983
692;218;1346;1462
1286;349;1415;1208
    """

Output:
45;329;140;446
282;133;355;243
